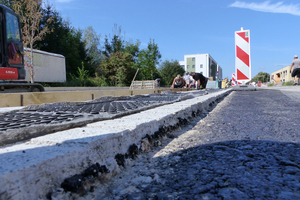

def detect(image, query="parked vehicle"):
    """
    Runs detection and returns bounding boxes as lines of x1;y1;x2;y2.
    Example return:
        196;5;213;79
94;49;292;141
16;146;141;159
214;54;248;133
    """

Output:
257;81;262;87
23;48;66;83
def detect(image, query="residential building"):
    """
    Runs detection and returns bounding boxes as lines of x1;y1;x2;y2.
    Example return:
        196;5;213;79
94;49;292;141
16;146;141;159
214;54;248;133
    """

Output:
270;66;292;84
179;54;222;80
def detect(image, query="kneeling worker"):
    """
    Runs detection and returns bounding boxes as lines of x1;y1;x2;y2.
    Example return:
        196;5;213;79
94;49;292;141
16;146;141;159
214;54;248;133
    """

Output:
190;72;208;89
171;75;186;88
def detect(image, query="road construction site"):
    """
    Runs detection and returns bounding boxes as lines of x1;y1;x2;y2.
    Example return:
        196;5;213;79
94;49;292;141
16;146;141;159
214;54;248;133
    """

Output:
1;86;300;199
0;87;228;199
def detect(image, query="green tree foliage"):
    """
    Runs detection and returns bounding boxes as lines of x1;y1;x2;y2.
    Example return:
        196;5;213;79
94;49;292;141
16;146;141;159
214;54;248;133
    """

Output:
98;34;125;85
102;35;124;58
35;5;64;52
138;39;161;80
124;39;140;63
62;28;91;80
252;72;270;83
83;26;101;69
97;31;140;86
35;6;91;80
99;51;135;86
159;59;185;86
0;0;14;9
69;62;89;86
124;39;141;80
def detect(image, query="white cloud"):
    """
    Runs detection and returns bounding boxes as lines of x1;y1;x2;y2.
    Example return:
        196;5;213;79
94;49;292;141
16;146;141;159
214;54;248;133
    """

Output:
229;1;300;16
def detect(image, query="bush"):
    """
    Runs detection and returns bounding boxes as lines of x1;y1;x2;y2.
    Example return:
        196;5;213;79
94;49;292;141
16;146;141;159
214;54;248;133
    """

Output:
282;81;294;86
267;83;274;87
90;75;109;87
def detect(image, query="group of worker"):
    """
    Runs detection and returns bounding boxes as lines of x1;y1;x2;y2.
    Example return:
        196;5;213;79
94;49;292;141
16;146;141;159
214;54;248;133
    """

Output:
159;55;300;90
170;72;208;90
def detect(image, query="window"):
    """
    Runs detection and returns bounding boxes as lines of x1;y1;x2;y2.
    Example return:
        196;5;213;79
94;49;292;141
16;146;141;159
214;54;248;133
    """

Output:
187;65;189;69
200;64;203;68
200;72;203;74
192;58;195;61
6;12;21;42
192;65;195;68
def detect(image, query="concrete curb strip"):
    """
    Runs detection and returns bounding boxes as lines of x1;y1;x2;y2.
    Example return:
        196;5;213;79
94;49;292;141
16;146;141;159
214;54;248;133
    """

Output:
0;89;231;199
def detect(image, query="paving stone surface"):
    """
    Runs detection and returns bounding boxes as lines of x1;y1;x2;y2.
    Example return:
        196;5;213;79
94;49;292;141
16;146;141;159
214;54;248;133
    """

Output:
0;91;214;146
67;89;300;200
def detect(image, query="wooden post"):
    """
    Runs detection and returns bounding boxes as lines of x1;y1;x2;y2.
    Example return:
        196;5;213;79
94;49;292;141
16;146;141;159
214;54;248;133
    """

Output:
129;68;139;89
20;94;23;106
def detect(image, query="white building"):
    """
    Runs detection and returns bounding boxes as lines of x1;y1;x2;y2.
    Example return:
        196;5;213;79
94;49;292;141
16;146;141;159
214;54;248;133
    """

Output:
179;54;222;80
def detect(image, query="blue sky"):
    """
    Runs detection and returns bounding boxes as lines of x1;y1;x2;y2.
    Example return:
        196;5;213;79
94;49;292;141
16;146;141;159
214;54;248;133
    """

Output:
47;0;300;79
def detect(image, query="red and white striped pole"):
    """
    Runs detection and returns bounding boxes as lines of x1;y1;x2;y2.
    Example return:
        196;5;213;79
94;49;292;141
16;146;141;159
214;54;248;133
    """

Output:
232;73;236;86
235;27;251;85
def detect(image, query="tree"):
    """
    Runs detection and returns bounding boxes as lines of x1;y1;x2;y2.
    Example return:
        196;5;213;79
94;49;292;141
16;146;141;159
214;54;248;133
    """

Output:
83;26;101;69
13;0;52;83
124;39;140;63
123;39;141;80
98;34;125;85
98;26;134;85
102;34;125;59
138;39;161;80
63;28;90;80
69;62;89;86
35;7;91;81
0;0;14;8
99;51;135;86
252;72;270;83
35;4;65;53
159;59;185;86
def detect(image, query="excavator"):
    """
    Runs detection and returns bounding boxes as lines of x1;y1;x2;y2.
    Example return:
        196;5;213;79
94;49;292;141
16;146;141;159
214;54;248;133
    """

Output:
0;4;44;92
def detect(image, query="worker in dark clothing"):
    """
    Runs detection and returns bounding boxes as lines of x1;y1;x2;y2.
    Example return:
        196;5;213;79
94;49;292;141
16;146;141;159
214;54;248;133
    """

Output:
190;72;208;89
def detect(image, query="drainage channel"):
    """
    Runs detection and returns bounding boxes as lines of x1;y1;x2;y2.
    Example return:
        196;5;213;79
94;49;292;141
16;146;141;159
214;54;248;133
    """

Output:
0;90;216;146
